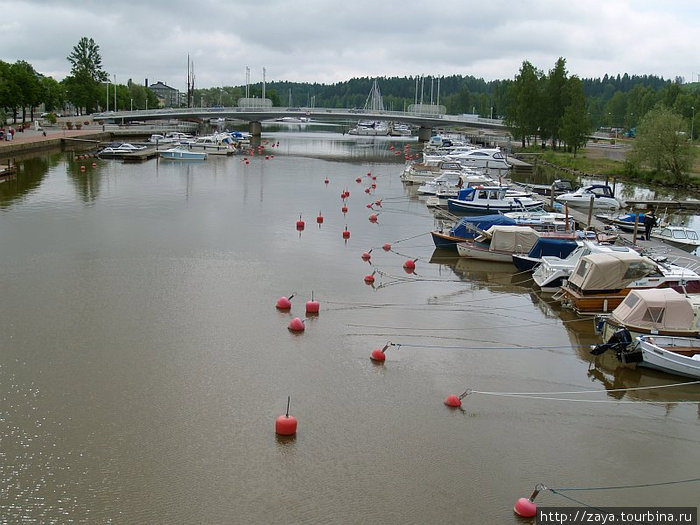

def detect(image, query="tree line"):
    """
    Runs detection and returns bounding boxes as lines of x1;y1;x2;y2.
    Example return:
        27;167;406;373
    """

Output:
1;38;697;155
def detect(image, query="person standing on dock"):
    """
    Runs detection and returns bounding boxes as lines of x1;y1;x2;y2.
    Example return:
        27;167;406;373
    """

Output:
644;210;657;240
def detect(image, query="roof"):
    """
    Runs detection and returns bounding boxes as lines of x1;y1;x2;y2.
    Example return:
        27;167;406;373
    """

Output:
567;252;657;291
610;288;697;332
479;225;540;253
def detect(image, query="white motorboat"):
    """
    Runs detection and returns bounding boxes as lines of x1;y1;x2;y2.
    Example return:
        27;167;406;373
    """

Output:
620;335;700;379
447;148;512;174
401;160;464;185
447;185;543;214
555;184;625;210
532;240;636;293
159;147;207;160
184;134;237;155
650;226;700;252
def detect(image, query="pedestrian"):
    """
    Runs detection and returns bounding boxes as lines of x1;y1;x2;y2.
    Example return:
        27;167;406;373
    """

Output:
644;210;657;240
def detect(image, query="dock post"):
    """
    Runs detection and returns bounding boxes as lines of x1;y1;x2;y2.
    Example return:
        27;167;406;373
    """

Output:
249;121;262;137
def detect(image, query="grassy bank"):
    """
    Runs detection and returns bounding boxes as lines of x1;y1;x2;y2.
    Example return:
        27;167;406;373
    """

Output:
514;141;700;189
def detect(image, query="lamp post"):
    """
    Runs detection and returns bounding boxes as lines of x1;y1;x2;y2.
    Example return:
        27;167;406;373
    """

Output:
113;74;117;111
130;98;133;112
692;106;695;143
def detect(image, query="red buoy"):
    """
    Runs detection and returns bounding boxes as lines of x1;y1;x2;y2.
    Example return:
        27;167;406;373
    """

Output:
305;292;320;315
374;200;382;207
276;294;294;310
371;183;377;189
324;178;329;184
403;259;416;271
370;349;386;362
444;394;462;407
370;342;391;362
342;228;350;239
369;213;378;223
316;211;324;224
345;190;350;197
366;203;373;209
80;165;86;171
382;243;391;251
275;396;298;436
364;187;371;194
288;317;305;332
296;214;305;231
361;250;372;261
364;272;375;284
356;177;362;183
92;162;97;168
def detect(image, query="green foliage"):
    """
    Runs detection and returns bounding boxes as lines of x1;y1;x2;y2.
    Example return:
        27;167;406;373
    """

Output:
64;37;108;113
560;77;591;155
627;105;695;185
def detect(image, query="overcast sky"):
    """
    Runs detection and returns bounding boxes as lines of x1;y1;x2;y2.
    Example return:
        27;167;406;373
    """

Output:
2;0;698;92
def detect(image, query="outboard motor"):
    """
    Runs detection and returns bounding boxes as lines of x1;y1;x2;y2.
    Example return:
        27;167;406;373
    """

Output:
590;327;632;356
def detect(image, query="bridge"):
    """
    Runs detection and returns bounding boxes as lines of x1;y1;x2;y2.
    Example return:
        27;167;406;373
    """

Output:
91;106;506;141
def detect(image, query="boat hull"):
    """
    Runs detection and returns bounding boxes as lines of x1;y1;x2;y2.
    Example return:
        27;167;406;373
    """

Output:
635;336;700;379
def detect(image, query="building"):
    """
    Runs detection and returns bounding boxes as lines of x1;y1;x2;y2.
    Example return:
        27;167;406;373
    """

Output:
148;81;181;108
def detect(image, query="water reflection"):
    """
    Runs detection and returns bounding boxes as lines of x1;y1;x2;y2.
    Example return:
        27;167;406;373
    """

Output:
0;156;58;209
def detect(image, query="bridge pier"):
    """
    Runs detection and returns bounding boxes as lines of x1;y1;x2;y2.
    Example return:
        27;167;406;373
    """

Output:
249;121;262;137
417;126;432;142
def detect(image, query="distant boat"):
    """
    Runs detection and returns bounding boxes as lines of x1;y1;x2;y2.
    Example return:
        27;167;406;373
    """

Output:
159;147;207;160
556;184;625;210
456;225;541;263
650;226;700;252
447;186;543;214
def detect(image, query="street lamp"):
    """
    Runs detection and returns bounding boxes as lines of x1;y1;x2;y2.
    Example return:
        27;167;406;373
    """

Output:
130;98;133;112
692;106;695;143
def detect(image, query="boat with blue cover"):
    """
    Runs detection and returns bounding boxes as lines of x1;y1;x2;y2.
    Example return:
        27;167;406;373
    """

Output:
511;237;581;272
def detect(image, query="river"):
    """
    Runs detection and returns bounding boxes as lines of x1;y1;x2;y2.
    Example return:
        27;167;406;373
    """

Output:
1;129;698;523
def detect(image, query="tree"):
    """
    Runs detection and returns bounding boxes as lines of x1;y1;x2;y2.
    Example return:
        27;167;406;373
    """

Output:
542;57;568;148
627;105;695;185
11;61;42;124
504;61;542;147
40;76;65;112
65;37;108;114
67;37;108;82
560;76;591;156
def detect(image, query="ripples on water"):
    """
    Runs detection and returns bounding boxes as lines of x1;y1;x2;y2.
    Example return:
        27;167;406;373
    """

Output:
1;131;698;522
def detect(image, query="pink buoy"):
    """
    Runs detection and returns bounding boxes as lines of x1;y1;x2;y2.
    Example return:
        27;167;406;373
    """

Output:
275;396;298;436
513;498;537;518
305;292;320;315
374;200;382;207
444;394;462;407
364;187;371;194
513;485;542;518
369;213;378;223
382;243;391;251
288;317;305;332
80;165;86;171
403;259;416;271
92;162;97;168
366;203;373;209
371;183;377;189
276;294;294;310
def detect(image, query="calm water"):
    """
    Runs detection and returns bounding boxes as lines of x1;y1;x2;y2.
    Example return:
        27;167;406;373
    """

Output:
1;131;698;523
